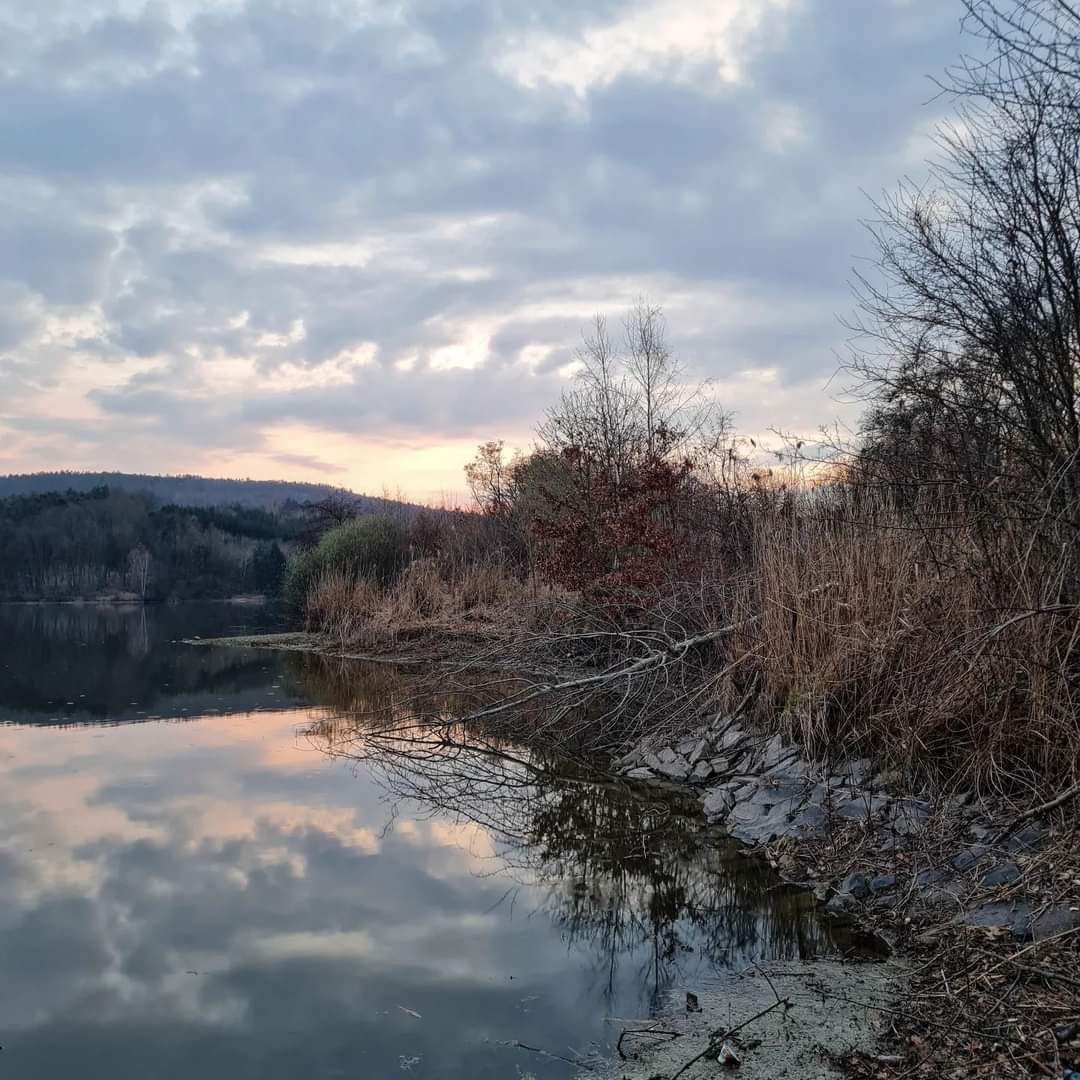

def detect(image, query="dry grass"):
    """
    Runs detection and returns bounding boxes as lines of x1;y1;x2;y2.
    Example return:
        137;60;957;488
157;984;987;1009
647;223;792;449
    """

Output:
302;558;572;651
719;493;1080;798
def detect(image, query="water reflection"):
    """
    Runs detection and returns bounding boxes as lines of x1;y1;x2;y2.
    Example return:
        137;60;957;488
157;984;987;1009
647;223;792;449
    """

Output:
298;654;829;1009
0;602;292;725
0;608;831;1080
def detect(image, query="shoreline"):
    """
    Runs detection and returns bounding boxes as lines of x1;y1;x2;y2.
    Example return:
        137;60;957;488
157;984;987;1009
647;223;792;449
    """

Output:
196;629;1080;1078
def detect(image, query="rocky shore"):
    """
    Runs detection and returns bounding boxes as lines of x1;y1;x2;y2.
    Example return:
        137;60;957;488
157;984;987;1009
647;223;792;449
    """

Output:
610;716;1080;1077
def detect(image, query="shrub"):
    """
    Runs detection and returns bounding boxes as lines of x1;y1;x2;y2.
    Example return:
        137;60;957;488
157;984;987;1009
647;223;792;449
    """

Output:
283;514;410;612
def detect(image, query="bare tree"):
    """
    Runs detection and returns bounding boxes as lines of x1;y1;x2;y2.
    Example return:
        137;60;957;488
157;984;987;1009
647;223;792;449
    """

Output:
852;10;1080;578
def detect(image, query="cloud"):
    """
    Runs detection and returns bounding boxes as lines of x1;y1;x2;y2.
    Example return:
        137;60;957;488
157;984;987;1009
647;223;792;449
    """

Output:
0;0;966;495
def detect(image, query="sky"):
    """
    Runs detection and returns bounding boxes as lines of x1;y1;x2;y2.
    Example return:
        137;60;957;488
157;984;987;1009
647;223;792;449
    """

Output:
0;0;968;502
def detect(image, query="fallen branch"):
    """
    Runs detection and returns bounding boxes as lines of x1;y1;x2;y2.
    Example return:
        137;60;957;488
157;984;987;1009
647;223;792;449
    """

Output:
499;1039;595;1070
462;622;742;723
669;996;791;1079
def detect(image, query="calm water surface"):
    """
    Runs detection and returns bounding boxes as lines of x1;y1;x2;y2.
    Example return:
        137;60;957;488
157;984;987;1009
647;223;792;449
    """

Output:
0;603;829;1079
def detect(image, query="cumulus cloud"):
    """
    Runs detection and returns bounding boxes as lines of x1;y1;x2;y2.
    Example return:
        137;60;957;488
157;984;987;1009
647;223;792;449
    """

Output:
0;0;965;496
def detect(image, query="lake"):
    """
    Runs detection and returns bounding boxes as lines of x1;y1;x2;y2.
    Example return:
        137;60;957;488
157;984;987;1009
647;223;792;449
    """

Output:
0;603;830;1078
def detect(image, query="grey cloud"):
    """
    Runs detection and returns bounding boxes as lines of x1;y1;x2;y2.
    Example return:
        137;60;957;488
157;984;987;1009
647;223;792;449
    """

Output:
0;0;973;476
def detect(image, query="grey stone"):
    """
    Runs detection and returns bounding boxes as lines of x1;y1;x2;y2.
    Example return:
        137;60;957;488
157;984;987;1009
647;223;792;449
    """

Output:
951;848;981;872
720;725;745;750
734;782;758;802
760;734;787;770
790;803;830;834
749;782;805;808
739;749;762;773
643;752;663;771
625;767;656;780
1006;823;1046;854
708;756;730;774
963;901;1034;937
915;868;950;889
889;799;931;836
691;760;713;782
614;748;642;768
658;747;678;765
677;736;700;757
838;758;874;785
688;738;709;765
824;891;861;923
764;757;811;783
703;786;736;820
728;798;801;843
655;756;692;781
875;836;911;853
836;795;890;821
868;894;900;912
981;861;1020;888
1031;905;1080;940
841;872;871;900
870;873;898;894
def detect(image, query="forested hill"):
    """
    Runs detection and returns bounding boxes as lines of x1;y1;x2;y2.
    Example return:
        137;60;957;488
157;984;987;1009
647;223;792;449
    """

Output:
0;486;301;602
0;471;384;510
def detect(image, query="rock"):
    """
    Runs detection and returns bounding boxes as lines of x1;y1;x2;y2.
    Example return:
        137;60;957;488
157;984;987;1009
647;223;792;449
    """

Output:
720;725;744;750
915;867;950;889
951;848;981;872
643;752;663;771
790;803;830;835
841;872;871;900
613;748;642;768
981;861;1020;887
765;757;811;781
703;786;736;820
658;747;678;765
691;760;713;782
677;736;701;757
655;756;692;781
739;748;762;773
688;738;710;765
749;781;805;807
824;891;861;923
962;900;1034;938
1006;822;1046;853
888;798;931;836
875;835;911;853
625;767;657;781
760;733;787;770
870;873;898;894
838;758;874;785
836;795;890;821
868;894;900;912
1031;904;1080;940
728;795;806;843
709;756;730;774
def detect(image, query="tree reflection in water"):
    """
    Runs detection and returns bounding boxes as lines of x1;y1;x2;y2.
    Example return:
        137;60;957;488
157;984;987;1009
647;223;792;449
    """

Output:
291;654;831;1009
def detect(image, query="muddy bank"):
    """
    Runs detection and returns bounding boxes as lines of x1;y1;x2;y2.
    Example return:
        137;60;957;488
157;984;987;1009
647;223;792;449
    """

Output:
586;960;907;1080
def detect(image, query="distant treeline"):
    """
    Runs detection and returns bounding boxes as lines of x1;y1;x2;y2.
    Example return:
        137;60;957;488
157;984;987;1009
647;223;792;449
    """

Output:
0;471;416;514
0;486;299;601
